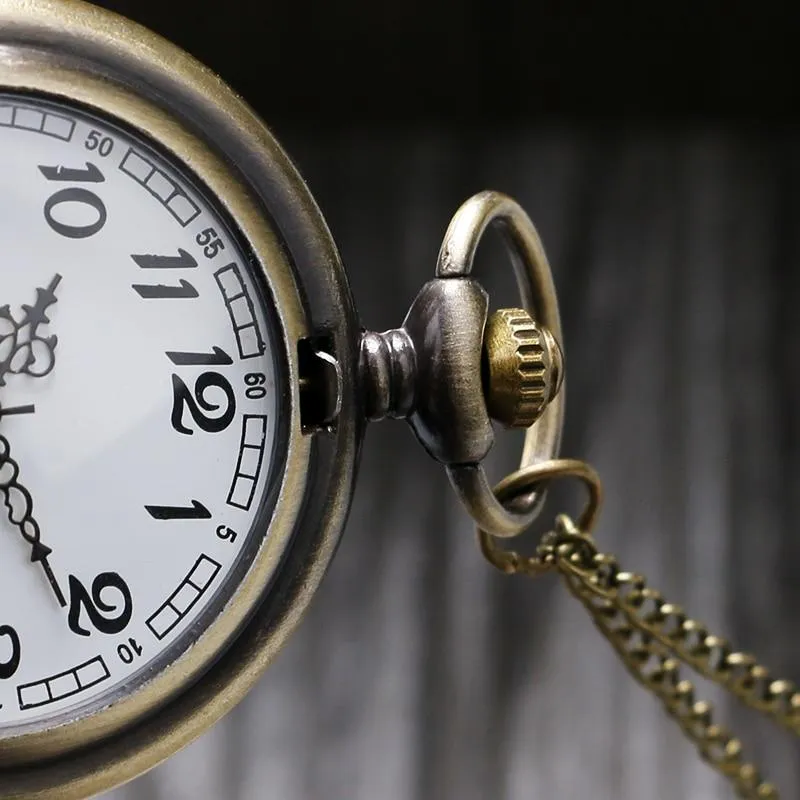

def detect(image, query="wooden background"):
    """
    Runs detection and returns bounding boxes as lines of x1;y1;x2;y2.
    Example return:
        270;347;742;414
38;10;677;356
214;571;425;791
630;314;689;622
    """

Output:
93;2;800;797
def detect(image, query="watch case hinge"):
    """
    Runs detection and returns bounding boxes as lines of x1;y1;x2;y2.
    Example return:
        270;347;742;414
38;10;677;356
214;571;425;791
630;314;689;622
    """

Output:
297;335;342;433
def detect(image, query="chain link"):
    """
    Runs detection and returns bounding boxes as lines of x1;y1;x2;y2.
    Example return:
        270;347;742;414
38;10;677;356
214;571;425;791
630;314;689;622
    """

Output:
480;500;799;800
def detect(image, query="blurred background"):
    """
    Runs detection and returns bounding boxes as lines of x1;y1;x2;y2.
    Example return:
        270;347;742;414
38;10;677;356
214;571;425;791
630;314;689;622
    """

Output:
96;1;800;797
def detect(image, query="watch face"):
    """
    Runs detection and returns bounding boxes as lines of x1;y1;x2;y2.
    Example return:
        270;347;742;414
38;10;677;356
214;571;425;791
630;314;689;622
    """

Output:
0;92;286;733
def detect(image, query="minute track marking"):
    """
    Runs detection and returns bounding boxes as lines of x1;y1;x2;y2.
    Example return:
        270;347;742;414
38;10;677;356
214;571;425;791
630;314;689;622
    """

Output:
0;86;284;748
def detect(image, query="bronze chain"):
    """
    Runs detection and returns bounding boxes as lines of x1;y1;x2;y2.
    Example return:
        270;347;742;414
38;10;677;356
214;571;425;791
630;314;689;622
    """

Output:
479;479;799;800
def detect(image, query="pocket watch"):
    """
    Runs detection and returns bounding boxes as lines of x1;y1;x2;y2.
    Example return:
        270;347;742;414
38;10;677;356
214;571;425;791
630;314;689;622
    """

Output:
0;1;567;796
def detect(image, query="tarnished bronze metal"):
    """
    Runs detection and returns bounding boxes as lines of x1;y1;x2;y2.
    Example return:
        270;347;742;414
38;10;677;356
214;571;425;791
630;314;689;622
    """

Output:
0;0;361;795
482;308;564;429
477;458;603;576
358;192;566;538
439;192;565;537
6;7;795;800
359;277;493;466
359;329;415;421
478;463;799;800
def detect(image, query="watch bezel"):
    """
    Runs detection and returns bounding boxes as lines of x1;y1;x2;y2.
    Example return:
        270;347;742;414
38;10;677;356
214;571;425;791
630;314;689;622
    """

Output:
0;0;362;795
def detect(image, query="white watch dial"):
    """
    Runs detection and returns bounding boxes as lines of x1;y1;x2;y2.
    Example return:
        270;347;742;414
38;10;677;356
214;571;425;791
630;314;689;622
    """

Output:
0;92;284;731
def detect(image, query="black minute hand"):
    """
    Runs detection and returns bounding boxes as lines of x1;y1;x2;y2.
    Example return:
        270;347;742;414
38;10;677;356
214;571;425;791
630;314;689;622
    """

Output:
0;434;66;607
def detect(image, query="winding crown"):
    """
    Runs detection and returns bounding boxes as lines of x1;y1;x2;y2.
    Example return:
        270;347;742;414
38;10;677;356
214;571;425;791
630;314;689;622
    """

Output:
482;308;564;428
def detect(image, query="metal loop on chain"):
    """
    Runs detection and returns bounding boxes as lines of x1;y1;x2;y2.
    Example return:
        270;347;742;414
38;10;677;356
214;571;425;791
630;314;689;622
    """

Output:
438;191;566;538
477;458;602;575
477;460;799;800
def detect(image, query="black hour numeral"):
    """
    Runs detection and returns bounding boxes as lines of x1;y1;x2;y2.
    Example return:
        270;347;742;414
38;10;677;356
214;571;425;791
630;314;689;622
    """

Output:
131;250;198;299
131;250;198;270
44;189;107;240
132;279;198;300
67;573;133;637
39;162;105;183
40;161;107;240
166;347;233;366
171;371;236;435
145;500;211;520
0;625;21;680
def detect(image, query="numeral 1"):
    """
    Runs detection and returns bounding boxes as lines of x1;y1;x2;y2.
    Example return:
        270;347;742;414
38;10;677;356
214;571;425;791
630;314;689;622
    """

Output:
132;279;198;299
39;162;105;183
166;347;233;366
131;250;197;270
145;500;211;521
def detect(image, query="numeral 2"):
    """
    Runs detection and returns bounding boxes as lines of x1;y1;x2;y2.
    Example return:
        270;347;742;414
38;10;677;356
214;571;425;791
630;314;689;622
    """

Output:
67;573;133;637
171;372;235;435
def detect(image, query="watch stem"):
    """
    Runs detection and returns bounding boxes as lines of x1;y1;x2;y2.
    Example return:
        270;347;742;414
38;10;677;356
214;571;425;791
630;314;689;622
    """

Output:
359;329;416;421
482;308;564;428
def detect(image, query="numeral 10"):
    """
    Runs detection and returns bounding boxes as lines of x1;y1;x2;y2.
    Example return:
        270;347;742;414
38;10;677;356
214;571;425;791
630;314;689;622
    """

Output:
39;161;107;240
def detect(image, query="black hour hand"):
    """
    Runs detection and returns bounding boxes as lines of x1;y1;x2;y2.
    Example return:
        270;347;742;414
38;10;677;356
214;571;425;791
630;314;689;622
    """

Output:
0;274;61;385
